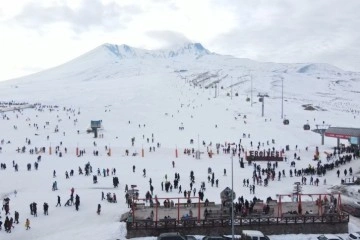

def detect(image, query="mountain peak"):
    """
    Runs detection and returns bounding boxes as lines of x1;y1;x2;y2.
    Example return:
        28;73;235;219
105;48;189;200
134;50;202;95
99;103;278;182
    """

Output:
100;42;211;59
101;43;138;59
166;42;211;58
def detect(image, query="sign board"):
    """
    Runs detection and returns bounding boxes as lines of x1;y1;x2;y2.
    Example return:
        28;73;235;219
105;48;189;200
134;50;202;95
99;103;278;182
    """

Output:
246;150;283;161
91;120;102;128
325;132;351;139
350;137;359;145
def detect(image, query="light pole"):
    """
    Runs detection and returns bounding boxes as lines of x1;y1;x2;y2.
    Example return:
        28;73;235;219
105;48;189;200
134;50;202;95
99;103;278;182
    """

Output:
231;154;234;239
214;83;217;98
231;77;233;100
281;77;284;119
250;74;253;107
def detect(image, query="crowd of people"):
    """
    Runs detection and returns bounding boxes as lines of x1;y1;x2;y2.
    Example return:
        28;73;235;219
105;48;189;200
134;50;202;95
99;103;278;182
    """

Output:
0;101;359;237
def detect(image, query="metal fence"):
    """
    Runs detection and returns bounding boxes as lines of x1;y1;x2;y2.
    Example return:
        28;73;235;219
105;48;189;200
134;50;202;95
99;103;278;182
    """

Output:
127;214;349;230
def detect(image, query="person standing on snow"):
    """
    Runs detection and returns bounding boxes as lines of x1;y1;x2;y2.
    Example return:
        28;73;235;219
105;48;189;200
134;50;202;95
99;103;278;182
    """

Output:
56;196;61;207
75;194;80;211
43;202;49;215
14;211;19;224
25;218;30;230
97;204;101;215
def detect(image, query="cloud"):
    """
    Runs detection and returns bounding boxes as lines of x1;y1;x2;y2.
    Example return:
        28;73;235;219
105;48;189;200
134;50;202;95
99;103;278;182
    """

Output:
146;30;192;48
12;0;142;32
210;0;360;71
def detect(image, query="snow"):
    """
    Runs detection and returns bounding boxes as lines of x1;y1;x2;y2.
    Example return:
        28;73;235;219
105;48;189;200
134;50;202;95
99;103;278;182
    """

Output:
0;43;359;240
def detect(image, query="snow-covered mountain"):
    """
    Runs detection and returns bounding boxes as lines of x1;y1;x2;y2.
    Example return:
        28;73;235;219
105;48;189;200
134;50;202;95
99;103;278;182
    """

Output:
0;43;359;240
1;42;359;115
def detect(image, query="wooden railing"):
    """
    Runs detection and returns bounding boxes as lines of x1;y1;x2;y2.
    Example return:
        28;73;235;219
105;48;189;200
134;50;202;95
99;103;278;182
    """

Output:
126;214;349;230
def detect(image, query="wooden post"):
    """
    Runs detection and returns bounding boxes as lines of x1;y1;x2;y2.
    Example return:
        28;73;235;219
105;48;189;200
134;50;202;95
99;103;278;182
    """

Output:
49;146;52;155
175;148;178;158
177;198;180;222
155;198;158;222
338;193;342;213
141;148;144;157
76;147;79;156
198;196;200;223
278;195;282;217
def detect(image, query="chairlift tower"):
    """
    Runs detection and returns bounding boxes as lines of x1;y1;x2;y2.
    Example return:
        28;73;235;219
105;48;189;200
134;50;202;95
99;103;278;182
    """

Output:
312;124;331;145
257;93;267;117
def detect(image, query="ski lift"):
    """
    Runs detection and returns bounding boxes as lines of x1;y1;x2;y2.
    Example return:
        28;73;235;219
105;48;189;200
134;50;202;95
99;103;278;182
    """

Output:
246;97;250;102
235;93;238;97
303;123;310;130
283;119;290;125
226;93;230;96
259;97;263;102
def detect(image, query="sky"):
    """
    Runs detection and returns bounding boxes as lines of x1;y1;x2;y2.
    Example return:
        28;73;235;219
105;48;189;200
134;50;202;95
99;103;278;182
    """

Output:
1;0;360;81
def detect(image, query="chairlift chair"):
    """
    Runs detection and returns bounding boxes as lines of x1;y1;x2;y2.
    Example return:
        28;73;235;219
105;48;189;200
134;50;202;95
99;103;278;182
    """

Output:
303;124;310;130
283;119;290;125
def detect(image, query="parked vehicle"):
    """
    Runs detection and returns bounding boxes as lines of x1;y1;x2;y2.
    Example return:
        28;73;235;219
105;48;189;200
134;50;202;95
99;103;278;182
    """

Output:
341;203;360;217
348;232;360;240
317;234;344;240
241;230;270;240
202;236;224;240
157;232;187;240
185;236;196;240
